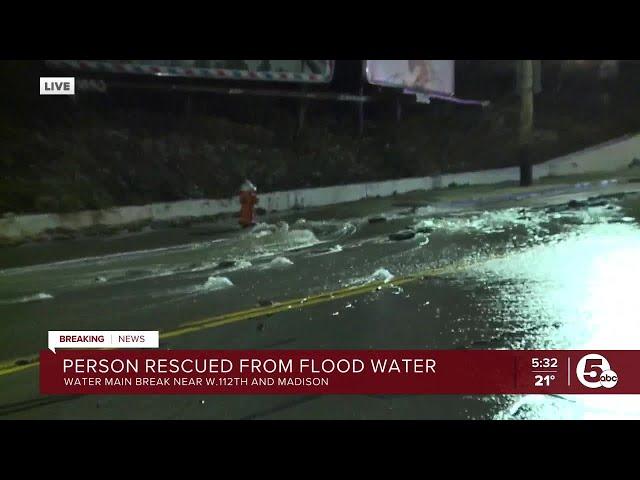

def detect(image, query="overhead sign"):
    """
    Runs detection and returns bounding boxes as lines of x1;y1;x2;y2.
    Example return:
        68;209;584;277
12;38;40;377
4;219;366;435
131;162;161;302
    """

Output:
365;60;455;97
46;60;334;84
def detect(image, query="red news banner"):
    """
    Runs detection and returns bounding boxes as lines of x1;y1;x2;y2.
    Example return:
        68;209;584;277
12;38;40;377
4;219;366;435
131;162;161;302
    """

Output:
39;350;639;395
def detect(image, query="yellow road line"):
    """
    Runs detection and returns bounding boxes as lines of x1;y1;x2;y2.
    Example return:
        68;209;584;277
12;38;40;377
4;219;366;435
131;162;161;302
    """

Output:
0;363;38;377
0;253;505;379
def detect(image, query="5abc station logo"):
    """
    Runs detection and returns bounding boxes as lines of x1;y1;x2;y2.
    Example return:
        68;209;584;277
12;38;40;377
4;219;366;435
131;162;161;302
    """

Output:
575;353;619;389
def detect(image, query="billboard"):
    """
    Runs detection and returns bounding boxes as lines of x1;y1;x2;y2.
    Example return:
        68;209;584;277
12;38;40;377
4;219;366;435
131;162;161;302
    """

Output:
365;60;454;97
46;60;334;84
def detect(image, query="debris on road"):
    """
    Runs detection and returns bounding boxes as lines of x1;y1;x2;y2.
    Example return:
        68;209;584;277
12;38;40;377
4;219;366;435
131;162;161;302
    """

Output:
389;230;416;241
217;260;237;269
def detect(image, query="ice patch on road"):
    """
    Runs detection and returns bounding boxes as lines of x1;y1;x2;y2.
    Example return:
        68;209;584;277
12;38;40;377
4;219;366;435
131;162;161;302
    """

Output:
418;235;430;247
412;210;538;234
410;202;627;237
250;221;289;237
0;239;228;277
149;275;234;300
222;260;253;271
370;268;395;283
258;256;294;269
241;222;320;254
346;267;396;287
201;276;234;291
308;244;344;257
251;222;276;232
74;266;180;287
413;219;436;231
188;259;253;273
291;218;357;242
251;222;281;238
252;230;272;238
308;220;357;240
0;292;54;305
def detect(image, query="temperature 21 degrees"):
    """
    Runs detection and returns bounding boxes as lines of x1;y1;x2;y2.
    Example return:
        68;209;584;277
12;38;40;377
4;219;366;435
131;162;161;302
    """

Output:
534;374;556;387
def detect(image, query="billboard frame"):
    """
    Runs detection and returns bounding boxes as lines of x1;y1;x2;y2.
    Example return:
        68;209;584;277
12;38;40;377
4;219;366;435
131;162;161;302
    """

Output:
46;60;335;84
365;60;455;98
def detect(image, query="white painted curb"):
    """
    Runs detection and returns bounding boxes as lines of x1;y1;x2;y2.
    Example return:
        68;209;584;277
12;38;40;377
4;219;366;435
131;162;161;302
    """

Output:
2;132;639;243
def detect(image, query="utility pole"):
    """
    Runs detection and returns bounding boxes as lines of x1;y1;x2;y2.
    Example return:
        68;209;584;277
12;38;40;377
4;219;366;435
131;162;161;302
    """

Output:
519;59;534;145
357;60;366;136
296;84;307;137
518;60;534;186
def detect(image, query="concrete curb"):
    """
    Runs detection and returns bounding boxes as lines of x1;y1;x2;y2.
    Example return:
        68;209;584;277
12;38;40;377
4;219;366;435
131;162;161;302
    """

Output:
2;132;640;243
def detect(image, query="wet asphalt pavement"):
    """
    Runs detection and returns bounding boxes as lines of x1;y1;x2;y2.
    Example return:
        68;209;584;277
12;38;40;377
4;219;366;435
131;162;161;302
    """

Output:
2;177;640;419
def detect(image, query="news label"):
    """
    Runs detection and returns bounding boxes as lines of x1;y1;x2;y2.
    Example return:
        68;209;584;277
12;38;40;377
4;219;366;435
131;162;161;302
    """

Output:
47;330;159;353
40;77;75;95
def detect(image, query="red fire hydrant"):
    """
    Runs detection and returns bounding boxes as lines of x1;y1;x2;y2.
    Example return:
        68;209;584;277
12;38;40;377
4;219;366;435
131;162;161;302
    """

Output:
239;179;258;228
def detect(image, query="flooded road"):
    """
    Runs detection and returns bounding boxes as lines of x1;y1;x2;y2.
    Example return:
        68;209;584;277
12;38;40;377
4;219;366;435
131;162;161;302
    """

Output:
2;181;640;419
